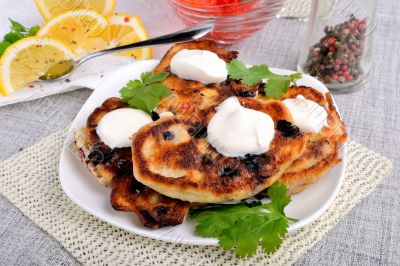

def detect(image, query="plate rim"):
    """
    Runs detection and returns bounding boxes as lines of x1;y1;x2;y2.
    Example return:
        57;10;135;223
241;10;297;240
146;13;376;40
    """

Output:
59;59;346;246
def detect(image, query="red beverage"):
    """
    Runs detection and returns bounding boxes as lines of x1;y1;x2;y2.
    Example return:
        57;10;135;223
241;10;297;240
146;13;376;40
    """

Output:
170;0;284;44
175;0;258;17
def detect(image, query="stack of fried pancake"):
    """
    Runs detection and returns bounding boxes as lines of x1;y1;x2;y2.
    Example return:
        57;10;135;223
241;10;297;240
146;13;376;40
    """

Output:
74;41;347;228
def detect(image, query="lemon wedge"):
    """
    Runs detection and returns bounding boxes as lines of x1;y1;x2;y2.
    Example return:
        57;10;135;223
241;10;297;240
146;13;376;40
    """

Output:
79;14;152;59
0;37;76;96
34;0;115;21
37;10;108;56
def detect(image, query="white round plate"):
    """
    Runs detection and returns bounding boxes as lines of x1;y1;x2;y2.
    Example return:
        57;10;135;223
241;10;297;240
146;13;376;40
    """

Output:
59;59;345;245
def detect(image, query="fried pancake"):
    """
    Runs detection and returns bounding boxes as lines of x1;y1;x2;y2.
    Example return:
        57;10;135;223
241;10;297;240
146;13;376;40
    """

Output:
284;140;337;173
131;98;306;203
154;40;238;73
74;97;190;228
155;41;242;122
74;97;130;187
111;174;189;228
279;140;341;195
260;86;347;144
257;86;347;194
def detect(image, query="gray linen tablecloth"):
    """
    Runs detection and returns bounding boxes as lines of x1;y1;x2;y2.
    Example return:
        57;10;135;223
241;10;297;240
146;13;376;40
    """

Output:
0;0;399;265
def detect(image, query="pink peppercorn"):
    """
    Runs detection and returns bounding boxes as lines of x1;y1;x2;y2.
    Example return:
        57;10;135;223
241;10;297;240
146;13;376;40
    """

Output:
357;22;365;32
304;15;365;84
343;70;351;77
328;37;335;46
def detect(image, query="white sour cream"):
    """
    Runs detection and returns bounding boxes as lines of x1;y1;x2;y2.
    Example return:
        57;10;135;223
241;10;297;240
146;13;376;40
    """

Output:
170;49;228;84
96;108;152;148
283;95;328;134
207;97;275;157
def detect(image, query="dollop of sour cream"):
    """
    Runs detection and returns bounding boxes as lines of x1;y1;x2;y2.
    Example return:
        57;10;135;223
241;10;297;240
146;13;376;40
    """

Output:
207;97;275;157
97;108;152;148
283;95;328;134
170;49;228;84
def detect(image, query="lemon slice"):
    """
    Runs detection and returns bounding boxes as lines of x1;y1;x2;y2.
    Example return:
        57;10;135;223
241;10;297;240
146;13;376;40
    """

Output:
34;0;115;21
37;10;108;56
0;37;76;96
79;14;152;59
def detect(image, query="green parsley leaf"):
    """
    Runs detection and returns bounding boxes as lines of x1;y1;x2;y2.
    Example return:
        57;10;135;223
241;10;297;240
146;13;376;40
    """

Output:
142;71;169;85
28;25;40;36
4;32;24;43
226;59;269;86
263;72;302;99
0;41;11;57
120;71;171;114
191;183;297;258
9;19;26;33
226;59;302;99
0;19;41;58
264;182;291;215
192;204;255;238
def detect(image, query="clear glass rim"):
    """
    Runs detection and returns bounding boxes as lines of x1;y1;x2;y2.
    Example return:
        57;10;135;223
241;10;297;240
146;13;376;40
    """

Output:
170;0;284;21
169;0;284;14
170;0;275;9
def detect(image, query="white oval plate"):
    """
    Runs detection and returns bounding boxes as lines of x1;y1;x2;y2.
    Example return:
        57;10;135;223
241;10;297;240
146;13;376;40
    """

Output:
59;59;345;245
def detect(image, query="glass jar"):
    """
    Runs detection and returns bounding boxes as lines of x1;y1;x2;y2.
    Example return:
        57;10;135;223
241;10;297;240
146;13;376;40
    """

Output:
297;0;377;92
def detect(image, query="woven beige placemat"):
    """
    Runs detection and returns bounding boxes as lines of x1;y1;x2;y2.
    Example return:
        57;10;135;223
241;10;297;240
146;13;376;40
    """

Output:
0;127;392;265
280;0;311;19
279;0;336;20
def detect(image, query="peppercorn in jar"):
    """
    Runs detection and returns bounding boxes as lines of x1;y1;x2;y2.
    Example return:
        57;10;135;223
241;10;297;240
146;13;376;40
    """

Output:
298;0;376;92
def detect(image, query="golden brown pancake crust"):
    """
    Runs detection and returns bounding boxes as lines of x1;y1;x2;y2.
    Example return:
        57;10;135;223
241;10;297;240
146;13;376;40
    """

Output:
154;40;238;73
111;174;189;228
86;97;129;144
155;41;245;123
258;85;347;194
75;98;132;186
261;85;347;144
131;98;306;203
75;97;190;228
280;140;341;195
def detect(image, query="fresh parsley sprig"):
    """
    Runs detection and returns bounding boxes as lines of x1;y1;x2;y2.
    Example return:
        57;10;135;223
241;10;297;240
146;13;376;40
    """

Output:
120;71;171;114
0;19;40;57
191;183;297;258
226;59;302;99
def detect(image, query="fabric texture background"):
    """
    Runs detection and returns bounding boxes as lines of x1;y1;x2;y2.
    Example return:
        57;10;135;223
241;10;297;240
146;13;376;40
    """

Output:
0;0;399;265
